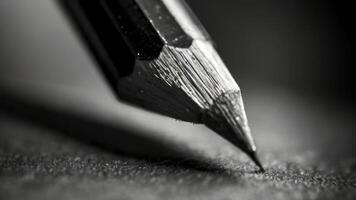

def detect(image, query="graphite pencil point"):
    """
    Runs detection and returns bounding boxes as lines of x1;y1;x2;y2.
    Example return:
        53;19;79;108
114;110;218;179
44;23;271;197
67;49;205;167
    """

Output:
247;150;265;172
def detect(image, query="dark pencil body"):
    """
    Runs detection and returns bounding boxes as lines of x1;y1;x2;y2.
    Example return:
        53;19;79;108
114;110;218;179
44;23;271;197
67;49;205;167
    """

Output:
61;0;263;170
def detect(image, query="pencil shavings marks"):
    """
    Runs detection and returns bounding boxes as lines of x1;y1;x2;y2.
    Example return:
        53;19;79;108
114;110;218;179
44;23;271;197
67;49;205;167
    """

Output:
149;40;238;109
117;40;256;153
118;40;241;120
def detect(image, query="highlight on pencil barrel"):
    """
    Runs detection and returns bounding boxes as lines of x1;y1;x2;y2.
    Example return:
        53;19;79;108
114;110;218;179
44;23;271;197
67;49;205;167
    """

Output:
61;0;264;171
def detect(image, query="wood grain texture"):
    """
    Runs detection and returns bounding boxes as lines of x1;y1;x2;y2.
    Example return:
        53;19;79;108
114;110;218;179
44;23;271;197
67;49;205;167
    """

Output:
117;40;256;154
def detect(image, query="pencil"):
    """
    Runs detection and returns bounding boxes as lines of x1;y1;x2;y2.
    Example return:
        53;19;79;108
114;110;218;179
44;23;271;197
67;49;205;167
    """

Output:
61;0;264;171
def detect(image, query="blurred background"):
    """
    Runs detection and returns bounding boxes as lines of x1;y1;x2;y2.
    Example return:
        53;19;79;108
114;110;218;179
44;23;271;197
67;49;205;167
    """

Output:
189;0;356;103
0;0;355;199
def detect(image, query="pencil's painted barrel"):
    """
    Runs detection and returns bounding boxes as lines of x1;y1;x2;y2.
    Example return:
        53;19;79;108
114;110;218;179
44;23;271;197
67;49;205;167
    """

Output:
60;0;212;91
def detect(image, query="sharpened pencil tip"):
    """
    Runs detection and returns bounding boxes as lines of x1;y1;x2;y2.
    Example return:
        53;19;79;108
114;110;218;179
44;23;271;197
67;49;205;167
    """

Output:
247;150;265;172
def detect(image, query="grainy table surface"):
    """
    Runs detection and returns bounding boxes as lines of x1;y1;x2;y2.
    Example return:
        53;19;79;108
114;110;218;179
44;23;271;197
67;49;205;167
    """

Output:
1;87;356;200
